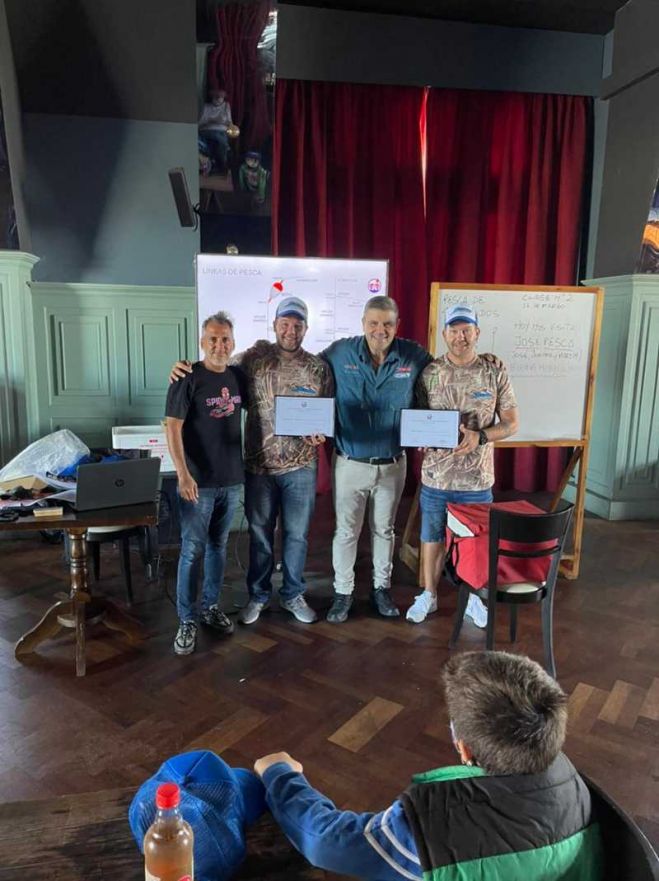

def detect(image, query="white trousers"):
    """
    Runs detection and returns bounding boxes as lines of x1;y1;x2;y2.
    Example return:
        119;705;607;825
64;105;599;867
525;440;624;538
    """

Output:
332;453;407;595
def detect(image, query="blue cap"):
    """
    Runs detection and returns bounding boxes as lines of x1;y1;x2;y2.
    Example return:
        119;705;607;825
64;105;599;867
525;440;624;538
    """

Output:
445;304;478;327
275;296;308;322
129;750;266;881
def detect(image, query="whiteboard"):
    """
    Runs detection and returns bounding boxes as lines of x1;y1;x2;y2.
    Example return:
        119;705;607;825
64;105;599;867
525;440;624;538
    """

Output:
196;254;389;354
431;286;598;442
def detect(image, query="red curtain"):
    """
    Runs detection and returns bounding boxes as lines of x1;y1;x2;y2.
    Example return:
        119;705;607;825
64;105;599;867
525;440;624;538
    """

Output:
273;80;428;493
425;89;591;490
273;79;428;343
273;81;591;493
208;1;271;150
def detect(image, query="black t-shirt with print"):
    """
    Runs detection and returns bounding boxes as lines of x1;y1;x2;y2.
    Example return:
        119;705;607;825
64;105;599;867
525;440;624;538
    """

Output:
165;363;247;487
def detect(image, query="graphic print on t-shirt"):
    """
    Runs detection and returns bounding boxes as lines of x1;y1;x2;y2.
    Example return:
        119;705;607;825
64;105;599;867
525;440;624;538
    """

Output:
207;386;242;418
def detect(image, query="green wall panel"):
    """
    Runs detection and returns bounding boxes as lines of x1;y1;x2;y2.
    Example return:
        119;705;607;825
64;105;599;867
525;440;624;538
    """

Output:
53;313;113;397
29;282;195;447
127;310;192;412
565;274;659;519
0;252;40;464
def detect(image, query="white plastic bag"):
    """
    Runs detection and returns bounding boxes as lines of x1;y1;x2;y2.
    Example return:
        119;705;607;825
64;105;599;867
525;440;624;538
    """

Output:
0;429;90;481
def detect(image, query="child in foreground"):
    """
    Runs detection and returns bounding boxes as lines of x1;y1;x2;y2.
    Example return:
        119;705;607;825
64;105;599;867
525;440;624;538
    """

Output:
254;650;603;881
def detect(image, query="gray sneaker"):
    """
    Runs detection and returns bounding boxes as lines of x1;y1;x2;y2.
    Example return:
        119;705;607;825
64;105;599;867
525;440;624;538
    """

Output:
239;599;269;625
174;620;197;655
280;595;317;624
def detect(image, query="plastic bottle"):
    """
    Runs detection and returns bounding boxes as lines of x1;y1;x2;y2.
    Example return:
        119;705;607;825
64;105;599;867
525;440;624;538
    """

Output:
143;782;194;881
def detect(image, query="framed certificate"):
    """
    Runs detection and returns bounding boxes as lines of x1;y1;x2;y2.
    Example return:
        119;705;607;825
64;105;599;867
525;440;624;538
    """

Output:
400;409;460;448
274;396;335;437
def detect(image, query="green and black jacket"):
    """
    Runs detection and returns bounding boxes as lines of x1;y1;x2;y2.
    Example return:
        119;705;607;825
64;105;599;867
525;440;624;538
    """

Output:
400;753;603;881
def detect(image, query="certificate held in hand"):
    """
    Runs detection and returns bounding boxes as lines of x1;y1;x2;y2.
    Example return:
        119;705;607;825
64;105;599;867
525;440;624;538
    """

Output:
274;396;335;437
400;409;460;448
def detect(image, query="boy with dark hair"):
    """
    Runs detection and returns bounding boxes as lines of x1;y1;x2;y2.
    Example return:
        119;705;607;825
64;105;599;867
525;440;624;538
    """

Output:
442;649;567;775
254;651;603;881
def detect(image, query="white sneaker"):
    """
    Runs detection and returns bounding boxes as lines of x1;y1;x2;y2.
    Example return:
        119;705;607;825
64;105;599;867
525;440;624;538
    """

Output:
239;599;269;625
464;593;488;629
406;590;438;624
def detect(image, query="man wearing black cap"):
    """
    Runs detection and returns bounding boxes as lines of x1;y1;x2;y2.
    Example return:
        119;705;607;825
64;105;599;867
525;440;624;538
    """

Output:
406;304;519;624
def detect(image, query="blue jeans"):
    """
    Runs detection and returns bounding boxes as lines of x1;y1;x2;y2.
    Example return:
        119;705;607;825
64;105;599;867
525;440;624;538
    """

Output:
176;485;241;622
420;485;493;542
245;465;317;603
200;129;229;169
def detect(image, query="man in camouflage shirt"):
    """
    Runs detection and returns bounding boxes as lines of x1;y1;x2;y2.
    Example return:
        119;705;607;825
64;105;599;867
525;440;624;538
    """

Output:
170;297;333;625
237;297;333;624
406;304;519;624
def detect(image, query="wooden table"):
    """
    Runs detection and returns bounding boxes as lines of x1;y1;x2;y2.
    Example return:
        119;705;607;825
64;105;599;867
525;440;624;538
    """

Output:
3;503;157;677
0;788;331;880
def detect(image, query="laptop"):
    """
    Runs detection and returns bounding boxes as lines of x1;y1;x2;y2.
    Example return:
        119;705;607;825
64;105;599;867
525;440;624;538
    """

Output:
60;458;161;512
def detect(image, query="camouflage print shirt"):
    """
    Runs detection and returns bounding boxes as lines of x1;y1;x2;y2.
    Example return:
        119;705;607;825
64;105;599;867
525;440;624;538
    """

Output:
417;353;518;491
234;340;334;476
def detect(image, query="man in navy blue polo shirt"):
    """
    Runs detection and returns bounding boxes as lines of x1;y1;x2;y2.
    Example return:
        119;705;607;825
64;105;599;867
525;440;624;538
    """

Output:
321;296;432;623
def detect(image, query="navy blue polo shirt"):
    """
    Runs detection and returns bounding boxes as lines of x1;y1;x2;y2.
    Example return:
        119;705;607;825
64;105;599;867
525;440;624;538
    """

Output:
321;336;432;459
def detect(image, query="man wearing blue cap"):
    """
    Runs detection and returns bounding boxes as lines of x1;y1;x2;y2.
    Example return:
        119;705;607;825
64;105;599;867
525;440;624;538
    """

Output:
237;296;333;625
170;296;333;626
406;303;519;624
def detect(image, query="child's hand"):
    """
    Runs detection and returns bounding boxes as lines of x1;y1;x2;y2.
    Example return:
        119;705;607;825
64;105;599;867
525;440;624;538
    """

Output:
254;752;303;777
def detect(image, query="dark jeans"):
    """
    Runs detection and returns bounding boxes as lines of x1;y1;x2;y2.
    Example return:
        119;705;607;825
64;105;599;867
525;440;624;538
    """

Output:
199;129;229;170
245;465;317;603
176;485;241;622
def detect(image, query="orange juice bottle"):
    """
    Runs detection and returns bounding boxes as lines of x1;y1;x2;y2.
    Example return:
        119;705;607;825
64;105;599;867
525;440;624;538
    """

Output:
143;783;194;881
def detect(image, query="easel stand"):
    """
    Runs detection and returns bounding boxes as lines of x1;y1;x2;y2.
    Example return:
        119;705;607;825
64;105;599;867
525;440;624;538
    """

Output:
400;282;604;582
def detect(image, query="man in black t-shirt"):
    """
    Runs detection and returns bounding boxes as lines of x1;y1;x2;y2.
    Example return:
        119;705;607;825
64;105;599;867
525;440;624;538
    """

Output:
165;311;248;655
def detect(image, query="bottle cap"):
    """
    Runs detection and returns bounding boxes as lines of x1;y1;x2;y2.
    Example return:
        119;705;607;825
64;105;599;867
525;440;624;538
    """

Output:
156;783;180;809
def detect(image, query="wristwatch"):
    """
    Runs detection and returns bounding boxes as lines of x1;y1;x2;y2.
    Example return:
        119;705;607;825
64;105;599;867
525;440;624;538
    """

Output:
477;429;489;446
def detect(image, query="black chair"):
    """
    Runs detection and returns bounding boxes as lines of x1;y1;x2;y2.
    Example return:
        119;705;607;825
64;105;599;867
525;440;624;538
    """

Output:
583;773;659;880
85;526;154;606
449;501;574;677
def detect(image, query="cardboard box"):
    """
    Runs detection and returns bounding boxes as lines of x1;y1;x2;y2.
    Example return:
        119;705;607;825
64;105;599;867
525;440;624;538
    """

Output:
0;475;50;493
112;425;175;473
112;425;166;448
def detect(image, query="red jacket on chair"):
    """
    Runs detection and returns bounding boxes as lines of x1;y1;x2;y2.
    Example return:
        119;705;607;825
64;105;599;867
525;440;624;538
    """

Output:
446;501;554;590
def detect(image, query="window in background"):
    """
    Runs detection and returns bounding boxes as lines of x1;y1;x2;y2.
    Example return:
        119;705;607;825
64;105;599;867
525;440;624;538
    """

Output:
637;179;659;273
0;88;18;249
197;1;276;255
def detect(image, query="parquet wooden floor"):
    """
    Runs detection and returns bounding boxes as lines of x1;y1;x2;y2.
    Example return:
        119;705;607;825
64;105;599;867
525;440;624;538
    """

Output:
0;494;657;866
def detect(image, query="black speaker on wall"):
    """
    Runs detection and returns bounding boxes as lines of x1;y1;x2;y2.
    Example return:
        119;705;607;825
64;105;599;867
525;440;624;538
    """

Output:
168;167;197;229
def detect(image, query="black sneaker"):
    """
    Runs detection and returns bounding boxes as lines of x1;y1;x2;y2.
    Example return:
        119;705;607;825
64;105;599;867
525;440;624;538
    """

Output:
370;588;400;618
326;593;353;624
174;620;198;655
201;604;235;635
